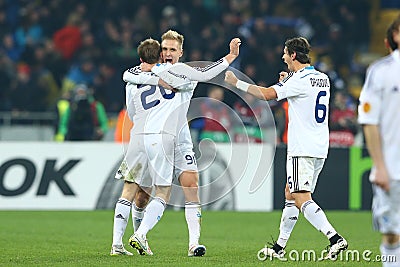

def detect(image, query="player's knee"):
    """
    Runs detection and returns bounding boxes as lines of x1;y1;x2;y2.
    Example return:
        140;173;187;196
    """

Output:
120;182;137;202
284;186;294;200
384;233;400;244
134;188;151;208
292;191;312;209
154;186;171;203
179;171;199;188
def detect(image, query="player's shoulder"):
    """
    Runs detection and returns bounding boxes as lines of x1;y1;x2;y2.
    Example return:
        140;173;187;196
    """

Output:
124;65;156;76
125;65;141;74
368;53;395;73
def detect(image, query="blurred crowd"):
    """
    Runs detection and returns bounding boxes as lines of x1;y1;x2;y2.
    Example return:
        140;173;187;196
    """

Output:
0;0;372;144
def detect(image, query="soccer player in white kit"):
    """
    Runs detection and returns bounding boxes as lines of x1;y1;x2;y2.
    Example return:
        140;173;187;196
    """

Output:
358;17;400;267
111;32;241;256
225;37;348;260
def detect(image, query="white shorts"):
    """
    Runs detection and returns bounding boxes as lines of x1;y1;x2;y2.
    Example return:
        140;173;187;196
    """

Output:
174;143;198;179
372;180;400;234
115;133;175;187
286;156;325;193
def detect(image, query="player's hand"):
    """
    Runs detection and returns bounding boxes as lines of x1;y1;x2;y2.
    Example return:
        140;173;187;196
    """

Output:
158;78;175;91
229;38;241;56
279;71;288;82
225;71;238;86
373;167;390;191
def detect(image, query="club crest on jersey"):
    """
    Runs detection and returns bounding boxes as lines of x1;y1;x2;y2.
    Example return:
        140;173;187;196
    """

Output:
363;102;371;113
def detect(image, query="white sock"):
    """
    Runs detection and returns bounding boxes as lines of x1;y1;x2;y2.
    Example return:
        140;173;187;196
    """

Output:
112;198;131;246
185;202;201;246
277;200;299;248
136;197;166;237
132;203;144;232
301;200;337;239
380;242;400;267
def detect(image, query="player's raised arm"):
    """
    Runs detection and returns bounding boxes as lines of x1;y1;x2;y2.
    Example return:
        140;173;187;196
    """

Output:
224;37;241;64
225;71;277;101
149;62;195;91
151;38;241;84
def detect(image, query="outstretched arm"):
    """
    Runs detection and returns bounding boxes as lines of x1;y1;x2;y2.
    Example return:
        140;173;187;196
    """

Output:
224;71;277;101
148;63;196;91
152;38;241;84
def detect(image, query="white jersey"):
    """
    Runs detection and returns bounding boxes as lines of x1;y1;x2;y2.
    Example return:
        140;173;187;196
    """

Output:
358;49;400;181
273;66;330;158
123;58;229;138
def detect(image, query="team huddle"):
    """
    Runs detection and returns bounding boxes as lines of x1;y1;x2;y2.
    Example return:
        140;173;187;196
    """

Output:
109;17;400;265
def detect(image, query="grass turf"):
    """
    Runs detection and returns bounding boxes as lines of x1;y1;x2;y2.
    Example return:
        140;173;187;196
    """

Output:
0;210;382;266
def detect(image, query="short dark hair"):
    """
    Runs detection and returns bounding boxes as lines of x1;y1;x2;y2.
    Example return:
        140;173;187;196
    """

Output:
137;38;161;64
285;37;311;64
387;16;400;51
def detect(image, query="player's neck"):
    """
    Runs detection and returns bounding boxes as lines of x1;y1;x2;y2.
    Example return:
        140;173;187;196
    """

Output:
293;63;310;72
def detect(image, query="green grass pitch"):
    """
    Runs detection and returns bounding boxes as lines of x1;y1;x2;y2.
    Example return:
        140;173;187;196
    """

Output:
0;210;382;266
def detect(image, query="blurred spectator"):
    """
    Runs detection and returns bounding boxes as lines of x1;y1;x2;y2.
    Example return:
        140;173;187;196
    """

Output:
191;86;232;143
114;106;133;143
2;33;23;61
329;91;358;147
272;99;289;145
61;56;97;94
93;62;124;113
9;62;46;112
14;9;43;49
55;84;108;141
233;93;269;143
0;0;373;121
0;55;12;111
53;18;82;60
30;44;60;110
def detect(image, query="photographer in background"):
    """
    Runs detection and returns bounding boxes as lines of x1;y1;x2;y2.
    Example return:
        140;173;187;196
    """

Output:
55;84;108;141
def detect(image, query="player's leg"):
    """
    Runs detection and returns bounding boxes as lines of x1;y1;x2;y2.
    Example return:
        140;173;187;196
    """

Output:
175;145;206;256
136;186;171;237
258;177;298;260
129;133;175;255
131;186;170;256
373;180;400;267
132;183;152;232
276;184;299;250
111;181;138;256
179;171;206;256
290;157;347;259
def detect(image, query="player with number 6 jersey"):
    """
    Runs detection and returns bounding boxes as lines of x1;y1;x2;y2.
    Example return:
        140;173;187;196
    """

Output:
225;36;347;261
273;67;330;158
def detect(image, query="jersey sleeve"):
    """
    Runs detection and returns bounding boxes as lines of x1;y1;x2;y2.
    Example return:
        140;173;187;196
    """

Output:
357;65;381;125
123;65;159;85
151;63;195;91
153;58;229;84
272;72;302;101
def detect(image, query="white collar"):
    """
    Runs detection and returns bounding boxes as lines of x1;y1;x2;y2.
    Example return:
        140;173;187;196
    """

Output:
392;49;400;63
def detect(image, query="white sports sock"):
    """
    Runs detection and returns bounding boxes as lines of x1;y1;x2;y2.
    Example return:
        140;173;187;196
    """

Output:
185;202;201;246
112;198;131;246
301;200;337;239
380;242;400;267
132;203;144;232
277;200;299;248
136;197;166;237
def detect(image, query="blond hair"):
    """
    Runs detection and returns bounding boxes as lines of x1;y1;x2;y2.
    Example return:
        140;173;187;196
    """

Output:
161;30;184;50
